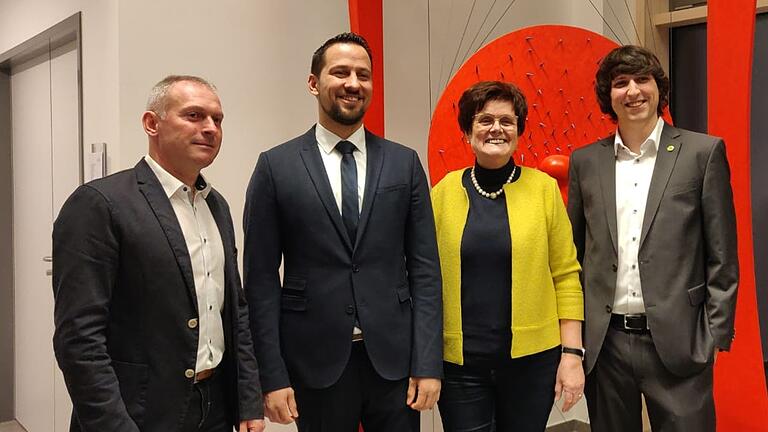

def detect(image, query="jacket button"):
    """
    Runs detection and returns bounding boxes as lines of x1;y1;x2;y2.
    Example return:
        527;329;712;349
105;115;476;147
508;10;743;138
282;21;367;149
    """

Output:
605;305;612;313
188;318;198;329
611;264;617;272
184;369;195;379
352;264;360;273
346;305;355;315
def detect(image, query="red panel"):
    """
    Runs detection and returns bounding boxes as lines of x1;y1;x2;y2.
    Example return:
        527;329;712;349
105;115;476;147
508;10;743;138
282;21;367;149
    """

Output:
427;25;672;187
707;2;768;430
348;0;385;136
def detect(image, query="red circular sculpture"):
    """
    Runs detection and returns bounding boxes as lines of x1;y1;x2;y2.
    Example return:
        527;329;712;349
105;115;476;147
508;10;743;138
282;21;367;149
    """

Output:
428;24;671;189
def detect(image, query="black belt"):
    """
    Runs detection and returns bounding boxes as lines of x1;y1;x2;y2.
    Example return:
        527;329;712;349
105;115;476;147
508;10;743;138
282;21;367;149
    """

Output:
610;314;649;333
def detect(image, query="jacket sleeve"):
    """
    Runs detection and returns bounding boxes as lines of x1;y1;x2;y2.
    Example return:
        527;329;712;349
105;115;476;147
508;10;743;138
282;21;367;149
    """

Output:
701;139;739;351
546;176;584;320
52;185;140;432
243;152;292;393
405;151;444;378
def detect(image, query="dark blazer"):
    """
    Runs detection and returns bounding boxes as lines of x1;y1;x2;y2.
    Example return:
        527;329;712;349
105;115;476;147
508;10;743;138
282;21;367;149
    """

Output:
52;159;262;432
567;123;738;377
243;127;442;393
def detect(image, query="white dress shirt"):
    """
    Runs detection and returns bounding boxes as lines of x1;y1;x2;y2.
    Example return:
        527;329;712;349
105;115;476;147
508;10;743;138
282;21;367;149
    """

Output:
315;123;367;213
613;118;664;314
145;155;225;372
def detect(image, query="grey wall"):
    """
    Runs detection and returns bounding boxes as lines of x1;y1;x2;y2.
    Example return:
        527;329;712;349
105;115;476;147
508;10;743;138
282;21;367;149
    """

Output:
0;71;14;421
751;13;768;364
670;22;707;133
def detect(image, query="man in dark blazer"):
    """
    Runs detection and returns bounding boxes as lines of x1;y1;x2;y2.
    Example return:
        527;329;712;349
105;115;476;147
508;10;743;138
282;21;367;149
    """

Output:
567;45;738;431
53;75;264;432
243;33;442;431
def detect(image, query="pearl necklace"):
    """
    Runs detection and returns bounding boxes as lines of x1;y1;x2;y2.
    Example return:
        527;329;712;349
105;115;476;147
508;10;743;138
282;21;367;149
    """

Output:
470;165;517;199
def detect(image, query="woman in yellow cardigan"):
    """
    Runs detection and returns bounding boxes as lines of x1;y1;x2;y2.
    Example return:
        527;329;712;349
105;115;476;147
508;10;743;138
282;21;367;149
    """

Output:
432;81;584;432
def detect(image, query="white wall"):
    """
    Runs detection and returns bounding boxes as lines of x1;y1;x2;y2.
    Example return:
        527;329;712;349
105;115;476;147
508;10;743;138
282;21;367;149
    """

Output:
1;0;648;429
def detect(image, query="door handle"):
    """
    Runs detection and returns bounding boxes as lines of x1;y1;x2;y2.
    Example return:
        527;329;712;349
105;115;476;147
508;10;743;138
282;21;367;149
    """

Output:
43;256;52;262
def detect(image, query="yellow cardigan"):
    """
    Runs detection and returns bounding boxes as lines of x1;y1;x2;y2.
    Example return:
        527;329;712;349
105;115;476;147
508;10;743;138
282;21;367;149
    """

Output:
431;167;583;365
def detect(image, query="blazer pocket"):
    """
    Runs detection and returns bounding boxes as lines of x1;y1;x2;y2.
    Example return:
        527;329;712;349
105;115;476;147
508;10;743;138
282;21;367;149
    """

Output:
687;283;707;306
111;360;149;427
396;285;412;308
667;180;700;197
377;184;407;194
282;276;306;295
281;294;307;311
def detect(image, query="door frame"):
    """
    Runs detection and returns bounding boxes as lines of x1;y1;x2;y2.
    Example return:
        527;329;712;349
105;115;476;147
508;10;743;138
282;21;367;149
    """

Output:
0;12;82;422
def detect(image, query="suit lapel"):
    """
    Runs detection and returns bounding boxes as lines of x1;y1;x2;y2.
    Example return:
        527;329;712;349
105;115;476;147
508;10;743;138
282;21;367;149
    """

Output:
299;127;354;251
640;124;681;247
135;159;197;305
598;139;619;255
355;131;384;249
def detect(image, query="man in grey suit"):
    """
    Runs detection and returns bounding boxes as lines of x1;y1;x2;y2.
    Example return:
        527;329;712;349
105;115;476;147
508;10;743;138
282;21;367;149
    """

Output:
567;45;738;431
243;33;442;431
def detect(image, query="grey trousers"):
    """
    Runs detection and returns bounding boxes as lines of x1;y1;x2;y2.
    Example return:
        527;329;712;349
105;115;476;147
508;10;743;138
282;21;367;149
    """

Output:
585;327;715;432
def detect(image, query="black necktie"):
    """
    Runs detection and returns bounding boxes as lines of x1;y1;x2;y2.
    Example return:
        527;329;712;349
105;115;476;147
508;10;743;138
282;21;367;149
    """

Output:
336;140;358;243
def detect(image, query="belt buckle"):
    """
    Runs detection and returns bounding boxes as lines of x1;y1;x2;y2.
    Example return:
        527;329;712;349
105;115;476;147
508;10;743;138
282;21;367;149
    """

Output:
623;314;646;331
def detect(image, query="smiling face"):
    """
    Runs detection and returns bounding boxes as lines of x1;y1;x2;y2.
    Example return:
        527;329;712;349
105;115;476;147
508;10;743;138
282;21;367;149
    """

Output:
610;73;660;127
308;42;372;137
467;99;519;169
143;80;223;184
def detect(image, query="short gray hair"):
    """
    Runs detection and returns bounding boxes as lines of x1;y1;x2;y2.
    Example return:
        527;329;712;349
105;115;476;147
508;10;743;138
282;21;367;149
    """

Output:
146;75;217;117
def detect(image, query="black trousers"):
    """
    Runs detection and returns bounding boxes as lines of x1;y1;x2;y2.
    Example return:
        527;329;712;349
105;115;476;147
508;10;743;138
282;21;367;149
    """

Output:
294;341;419;432
438;347;560;432
585;327;715;432
181;370;231;432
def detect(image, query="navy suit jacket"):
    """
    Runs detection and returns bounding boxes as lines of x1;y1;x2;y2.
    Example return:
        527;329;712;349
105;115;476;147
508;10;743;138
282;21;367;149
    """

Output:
243;127;442;392
53;159;262;431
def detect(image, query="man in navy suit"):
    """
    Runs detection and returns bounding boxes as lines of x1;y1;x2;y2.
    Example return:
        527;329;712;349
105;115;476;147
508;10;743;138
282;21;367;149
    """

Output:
243;33;443;432
53;75;264;432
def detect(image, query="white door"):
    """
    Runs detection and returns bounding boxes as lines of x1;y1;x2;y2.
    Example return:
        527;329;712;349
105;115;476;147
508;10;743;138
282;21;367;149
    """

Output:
11;40;79;432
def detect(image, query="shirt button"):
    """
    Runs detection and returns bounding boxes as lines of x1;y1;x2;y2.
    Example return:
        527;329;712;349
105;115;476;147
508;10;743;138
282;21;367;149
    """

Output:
187;318;198;328
633;209;638;214
346;305;355;315
352;264;360;273
631;264;636;269
183;187;188;192
209;305;213;311
207;272;210;277
185;369;195;379
203;238;207;243
632;237;636;241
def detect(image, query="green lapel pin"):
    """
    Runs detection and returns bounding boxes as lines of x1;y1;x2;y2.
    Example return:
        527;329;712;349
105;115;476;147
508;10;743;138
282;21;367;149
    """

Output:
666;145;675;152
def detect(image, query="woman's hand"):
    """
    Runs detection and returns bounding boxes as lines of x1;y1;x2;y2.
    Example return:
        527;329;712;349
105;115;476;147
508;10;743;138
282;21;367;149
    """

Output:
554;353;585;412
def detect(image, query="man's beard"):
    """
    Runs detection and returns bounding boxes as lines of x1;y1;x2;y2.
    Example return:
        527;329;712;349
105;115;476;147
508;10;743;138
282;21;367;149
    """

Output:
327;102;366;126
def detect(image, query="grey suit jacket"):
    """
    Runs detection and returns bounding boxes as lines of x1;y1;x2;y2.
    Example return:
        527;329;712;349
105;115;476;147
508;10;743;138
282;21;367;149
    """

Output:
567;123;738;377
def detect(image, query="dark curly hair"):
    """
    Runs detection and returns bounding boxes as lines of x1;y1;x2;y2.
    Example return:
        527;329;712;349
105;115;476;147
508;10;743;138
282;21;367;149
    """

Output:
457;81;528;136
311;32;373;76
595;45;670;121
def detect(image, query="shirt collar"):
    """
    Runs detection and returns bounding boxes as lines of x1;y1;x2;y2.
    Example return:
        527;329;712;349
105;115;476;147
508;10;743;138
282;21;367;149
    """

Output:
614;117;665;157
144;155;212;199
315;123;367;156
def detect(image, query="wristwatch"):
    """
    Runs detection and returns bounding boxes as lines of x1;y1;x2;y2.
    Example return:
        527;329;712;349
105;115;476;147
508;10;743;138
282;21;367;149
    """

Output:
562;346;586;360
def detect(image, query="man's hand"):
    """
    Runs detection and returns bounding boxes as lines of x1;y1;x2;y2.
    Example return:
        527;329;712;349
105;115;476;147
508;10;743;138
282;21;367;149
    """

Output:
406;377;441;411
238;419;265;432
554;354;585;413
264;387;299;424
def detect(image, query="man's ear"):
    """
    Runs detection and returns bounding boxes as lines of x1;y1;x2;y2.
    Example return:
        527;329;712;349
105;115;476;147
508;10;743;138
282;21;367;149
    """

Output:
142;111;160;136
307;74;319;96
